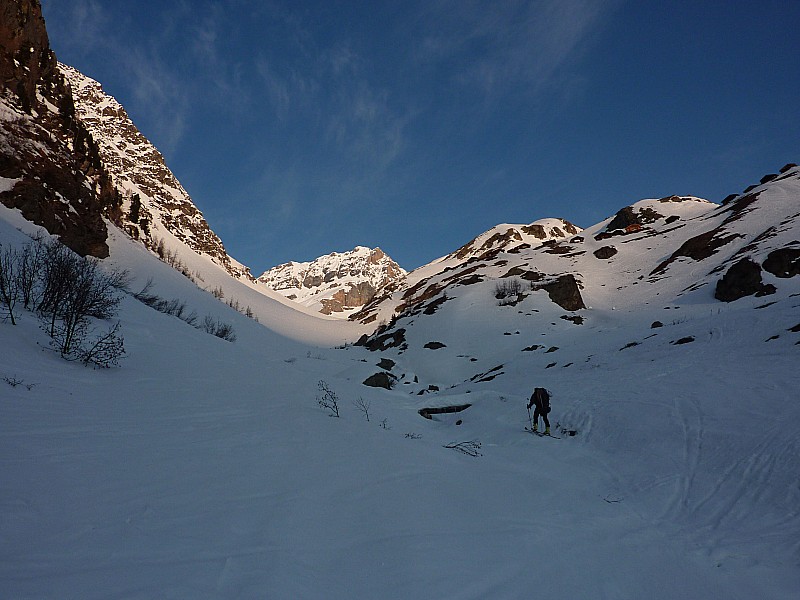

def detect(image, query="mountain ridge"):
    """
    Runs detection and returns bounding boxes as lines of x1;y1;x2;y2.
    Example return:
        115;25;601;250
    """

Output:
58;63;252;281
257;245;406;316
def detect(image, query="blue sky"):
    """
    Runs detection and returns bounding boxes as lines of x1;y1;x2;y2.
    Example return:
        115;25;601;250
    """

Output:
41;0;799;272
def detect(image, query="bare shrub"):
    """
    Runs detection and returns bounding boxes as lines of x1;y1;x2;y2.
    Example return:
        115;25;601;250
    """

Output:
317;380;340;417
201;315;236;342
494;278;524;305
353;396;371;421
16;239;45;310
0;245;20;324
443;440;483;457
31;239;127;363
78;321;125;368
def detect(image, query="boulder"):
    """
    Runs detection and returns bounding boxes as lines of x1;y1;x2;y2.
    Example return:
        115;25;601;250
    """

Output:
593;246;617;260
762;248;800;278
536;275;586;311
715;258;776;302
363;372;396;389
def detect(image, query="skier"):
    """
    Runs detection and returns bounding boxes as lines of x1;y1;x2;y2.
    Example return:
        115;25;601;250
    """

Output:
527;387;551;435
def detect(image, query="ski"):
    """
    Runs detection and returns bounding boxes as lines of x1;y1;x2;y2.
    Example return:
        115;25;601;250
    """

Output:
524;427;561;439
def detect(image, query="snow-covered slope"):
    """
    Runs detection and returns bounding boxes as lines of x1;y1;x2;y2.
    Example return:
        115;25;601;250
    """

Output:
59;63;251;281
258;246;407;316
1;164;798;597
351;217;581;325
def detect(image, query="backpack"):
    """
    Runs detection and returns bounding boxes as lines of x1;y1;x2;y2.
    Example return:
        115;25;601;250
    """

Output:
535;387;551;413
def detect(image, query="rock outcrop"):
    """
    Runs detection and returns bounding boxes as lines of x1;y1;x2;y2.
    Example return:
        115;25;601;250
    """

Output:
0;0;119;257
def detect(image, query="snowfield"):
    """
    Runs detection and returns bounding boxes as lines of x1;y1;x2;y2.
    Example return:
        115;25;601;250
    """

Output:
1;196;799;598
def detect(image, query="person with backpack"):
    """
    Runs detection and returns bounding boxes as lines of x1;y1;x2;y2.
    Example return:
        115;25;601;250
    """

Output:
527;387;551;435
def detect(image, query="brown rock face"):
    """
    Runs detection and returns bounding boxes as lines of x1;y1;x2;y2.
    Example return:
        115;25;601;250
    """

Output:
320;281;379;314
0;0;117;257
0;0;52;112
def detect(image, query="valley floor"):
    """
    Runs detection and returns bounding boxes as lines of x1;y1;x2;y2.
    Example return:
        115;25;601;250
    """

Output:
1;289;799;599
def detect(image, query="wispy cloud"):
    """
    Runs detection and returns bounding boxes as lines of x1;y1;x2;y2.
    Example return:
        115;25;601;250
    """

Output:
42;0;196;153
120;49;189;153
254;34;412;201
414;0;618;100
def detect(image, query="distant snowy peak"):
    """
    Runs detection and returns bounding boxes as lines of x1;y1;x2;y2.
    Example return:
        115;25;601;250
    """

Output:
258;246;407;316
58;63;252;280
448;218;581;262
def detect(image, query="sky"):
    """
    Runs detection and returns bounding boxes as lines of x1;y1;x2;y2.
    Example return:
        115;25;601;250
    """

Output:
40;0;799;273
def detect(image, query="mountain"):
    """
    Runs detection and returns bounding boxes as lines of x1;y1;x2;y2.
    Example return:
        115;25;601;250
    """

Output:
0;0;119;257
351;218;581;325
353;180;799;347
0;2;249;283
2;4;800;597
58;64;252;281
258;246;407;316
258;220;578;319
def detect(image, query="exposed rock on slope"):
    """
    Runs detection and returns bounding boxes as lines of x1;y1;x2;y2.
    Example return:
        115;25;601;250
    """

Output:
258;246;407;315
58;64;251;280
354;170;799;353
351;217;583;326
449;218;580;261
0;0;119;257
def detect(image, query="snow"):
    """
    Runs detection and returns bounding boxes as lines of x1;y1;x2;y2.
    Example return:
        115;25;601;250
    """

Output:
258;246;407;316
1;192;799;598
0;176;20;194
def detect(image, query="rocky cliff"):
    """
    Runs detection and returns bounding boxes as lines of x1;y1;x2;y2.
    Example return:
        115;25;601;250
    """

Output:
0;0;119;257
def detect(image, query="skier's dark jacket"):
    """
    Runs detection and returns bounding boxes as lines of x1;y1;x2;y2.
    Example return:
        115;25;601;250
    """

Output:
527;387;550;413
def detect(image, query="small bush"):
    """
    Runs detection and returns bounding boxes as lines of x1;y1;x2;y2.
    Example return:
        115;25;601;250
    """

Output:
33;239;128;362
78;321;126;368
201;315;237;342
494;278;523;300
0;237;128;366
317;380;340;417
353;396;371;421
0;244;21;324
